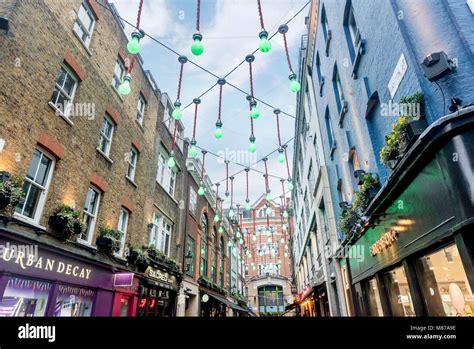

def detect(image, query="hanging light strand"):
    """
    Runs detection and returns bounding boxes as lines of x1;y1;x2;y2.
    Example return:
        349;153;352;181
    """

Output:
275;109;282;147
170;121;177;151
230;176;235;207
94;0;310;118
245;168;250;202
215;183;220;210
127;0;144;73
192;98;200;140
201;150;207;180
196;0;201;32
225;160;229;194
256;0;266;29
284;145;291;178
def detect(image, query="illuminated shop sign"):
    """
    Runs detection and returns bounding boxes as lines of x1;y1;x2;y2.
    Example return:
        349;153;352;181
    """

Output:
145;266;177;286
370;229;399;256
1;248;92;279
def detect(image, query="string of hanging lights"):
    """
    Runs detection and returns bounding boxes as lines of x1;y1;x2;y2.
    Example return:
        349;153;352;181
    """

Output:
279;24;301;93
119;0;145;95
191;0;204;56
256;0;271;53
214;78;226;139
188;98;201;158
171;56;188;121
94;0;308;120
214;183;220;223
198;150;207;195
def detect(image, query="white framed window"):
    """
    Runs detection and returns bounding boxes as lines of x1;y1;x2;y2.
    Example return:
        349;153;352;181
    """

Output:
127;147;138;181
116;209;129;256
149;212;172;256
73;1;96;47
15;148;55;223
97;116;114;156
50;66;78;117
156;152;177;197
136;94;146;126
80;186;100;244
189;186;197;214
112;58;126;91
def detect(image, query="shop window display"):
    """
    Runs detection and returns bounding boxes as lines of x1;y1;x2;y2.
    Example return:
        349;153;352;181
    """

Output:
416;244;474;316
382;266;415;316
54;285;94;317
362;277;384;316
0;277;51;317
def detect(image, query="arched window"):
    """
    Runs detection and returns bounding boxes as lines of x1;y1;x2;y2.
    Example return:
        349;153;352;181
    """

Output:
219;236;225;288
200;213;209;277
211;227;217;284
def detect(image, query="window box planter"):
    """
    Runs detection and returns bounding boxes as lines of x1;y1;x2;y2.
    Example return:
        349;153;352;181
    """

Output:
96;227;120;255
127;246;148;270
48;204;85;241
353;169;366;185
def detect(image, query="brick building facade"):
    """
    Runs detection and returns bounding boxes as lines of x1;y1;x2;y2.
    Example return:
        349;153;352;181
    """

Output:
0;0;186;317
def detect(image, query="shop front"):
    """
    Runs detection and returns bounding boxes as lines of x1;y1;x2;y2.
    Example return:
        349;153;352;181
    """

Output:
135;265;178;317
347;108;474;317
0;229;118;317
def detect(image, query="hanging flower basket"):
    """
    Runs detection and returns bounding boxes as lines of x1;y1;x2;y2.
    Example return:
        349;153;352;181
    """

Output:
48;204;85;241
127;245;149;271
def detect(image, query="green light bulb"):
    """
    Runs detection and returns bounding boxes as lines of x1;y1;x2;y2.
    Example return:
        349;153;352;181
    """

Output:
252;235;257;242
229;209;235;218
252;265;256;271
290;78;301;93
214;214;220;223
282;224;288;231
236;231;241;239
266;206;272;215
280;237;285;243
228;240;232;247
188;145;198;158
278;151;286;164
284;244;289;250
266;192;272;201
245;202;251;211
287;180;294;191
118;77;131;96
191;33;204;56
167;156;175;168
283;210;289;218
284;252;288;257
267;237;272;243
250;106;260;119
201;247;205;254
224;194;231;204
127;36;140;55
248;141;257;153
172;107;182;120
239;238;244;244
214;126;223;139
218;226;224;233
198;186;205;196
259;37;271;53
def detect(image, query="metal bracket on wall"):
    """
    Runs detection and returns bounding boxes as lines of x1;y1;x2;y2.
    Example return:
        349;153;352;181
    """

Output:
338;101;348;127
325;30;332;57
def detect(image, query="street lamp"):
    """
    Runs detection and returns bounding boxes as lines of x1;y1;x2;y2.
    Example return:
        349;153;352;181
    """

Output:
185;251;193;272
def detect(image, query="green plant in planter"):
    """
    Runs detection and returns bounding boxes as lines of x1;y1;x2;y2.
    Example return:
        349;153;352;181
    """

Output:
0;175;25;215
380;92;425;168
127;244;147;266
96;226;121;254
338;173;380;237
48;204;85;240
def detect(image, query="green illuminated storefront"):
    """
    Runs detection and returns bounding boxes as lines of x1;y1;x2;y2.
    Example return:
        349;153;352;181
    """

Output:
345;108;474;317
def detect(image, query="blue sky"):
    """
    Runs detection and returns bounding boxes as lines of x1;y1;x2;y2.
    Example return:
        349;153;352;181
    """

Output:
113;0;308;206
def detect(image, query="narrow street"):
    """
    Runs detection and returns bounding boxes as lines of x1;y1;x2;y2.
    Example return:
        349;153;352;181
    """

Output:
0;0;473;345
